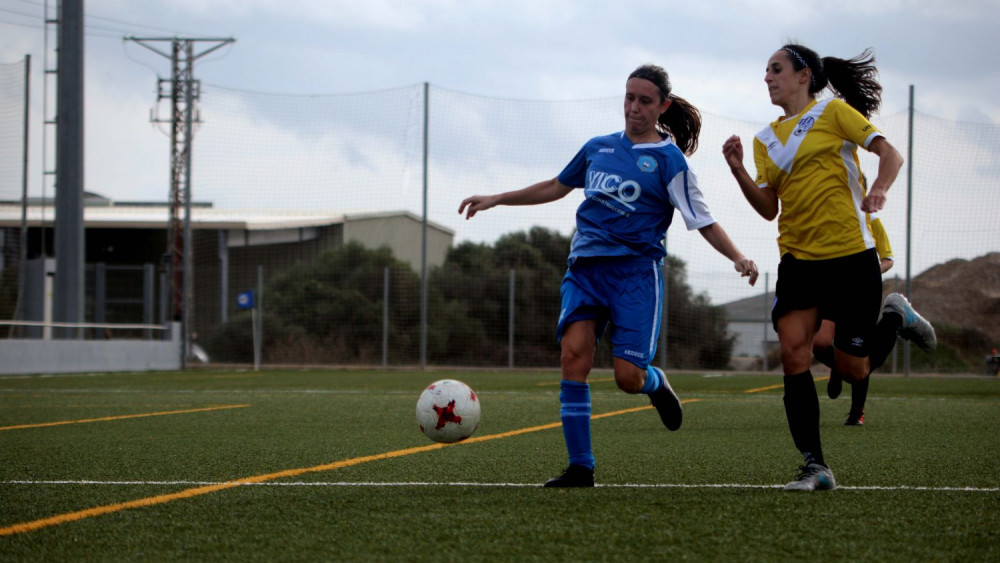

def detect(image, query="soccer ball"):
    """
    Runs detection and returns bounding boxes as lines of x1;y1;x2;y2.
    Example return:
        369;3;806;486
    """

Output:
416;379;481;443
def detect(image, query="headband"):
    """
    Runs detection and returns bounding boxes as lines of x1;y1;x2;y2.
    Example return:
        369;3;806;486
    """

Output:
630;69;671;98
783;47;816;88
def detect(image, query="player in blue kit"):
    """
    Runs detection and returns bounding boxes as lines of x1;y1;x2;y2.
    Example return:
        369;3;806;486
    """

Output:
459;64;759;487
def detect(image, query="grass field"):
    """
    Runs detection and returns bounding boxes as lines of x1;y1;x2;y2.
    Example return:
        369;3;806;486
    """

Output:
1;368;998;561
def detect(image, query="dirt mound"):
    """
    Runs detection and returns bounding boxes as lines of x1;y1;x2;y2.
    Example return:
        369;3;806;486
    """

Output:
890;252;1000;347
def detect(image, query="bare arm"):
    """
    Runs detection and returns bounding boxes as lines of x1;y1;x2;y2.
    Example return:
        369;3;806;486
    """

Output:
722;135;779;221
861;137;904;213
458;177;574;219
698;222;759;286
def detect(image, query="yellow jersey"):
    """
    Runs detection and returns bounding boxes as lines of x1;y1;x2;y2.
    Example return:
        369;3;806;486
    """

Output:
752;98;884;260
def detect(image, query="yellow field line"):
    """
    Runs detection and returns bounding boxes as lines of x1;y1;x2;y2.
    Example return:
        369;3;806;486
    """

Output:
0;398;699;536
745;375;829;394
0;405;251;432
460;399;701;442
745;383;783;393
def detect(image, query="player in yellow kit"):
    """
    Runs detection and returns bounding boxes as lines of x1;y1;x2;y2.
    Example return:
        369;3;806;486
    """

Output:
723;44;936;491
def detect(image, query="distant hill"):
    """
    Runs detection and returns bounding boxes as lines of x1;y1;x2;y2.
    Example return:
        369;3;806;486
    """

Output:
905;252;1000;348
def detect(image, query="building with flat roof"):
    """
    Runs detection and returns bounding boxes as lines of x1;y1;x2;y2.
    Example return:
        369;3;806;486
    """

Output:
0;193;453;343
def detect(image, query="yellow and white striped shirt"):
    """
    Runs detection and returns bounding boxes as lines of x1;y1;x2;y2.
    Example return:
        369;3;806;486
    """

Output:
752;98;884;260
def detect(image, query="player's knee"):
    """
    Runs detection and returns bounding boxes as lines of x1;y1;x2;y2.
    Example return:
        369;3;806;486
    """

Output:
834;354;869;383
839;369;867;384
560;347;592;379
838;373;859;384
780;341;812;372
613;364;644;394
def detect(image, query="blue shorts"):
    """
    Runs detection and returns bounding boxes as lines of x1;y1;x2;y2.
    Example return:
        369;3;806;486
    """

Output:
556;256;663;368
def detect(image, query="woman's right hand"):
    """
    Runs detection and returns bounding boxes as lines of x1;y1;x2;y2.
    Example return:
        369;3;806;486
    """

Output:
458;195;499;219
722;135;745;170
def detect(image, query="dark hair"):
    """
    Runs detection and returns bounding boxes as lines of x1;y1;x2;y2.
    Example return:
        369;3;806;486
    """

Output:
780;44;883;118
628;64;702;155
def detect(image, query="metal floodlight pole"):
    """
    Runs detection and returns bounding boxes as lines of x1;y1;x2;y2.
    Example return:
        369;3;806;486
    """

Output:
53;0;86;340
13;54;31;337
904;85;915;377
420;82;429;370
660;233;669;371
382;266;390;367
763;272;770;372
508;269;515;369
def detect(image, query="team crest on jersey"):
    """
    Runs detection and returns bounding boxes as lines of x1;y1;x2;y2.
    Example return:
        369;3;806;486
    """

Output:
636;155;658;172
793;116;815;137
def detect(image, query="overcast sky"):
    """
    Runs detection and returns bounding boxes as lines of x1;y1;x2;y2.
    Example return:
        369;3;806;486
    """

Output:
2;0;999;304
3;0;999;120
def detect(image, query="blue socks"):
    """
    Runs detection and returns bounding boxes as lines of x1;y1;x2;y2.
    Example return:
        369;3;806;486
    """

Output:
559;380;594;470
640;365;665;394
559;368;661;470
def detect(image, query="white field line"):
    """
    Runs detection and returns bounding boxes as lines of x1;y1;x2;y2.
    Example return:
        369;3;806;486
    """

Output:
0;387;983;403
3;479;997;493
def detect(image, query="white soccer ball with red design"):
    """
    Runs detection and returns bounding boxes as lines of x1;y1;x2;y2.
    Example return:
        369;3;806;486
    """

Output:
416;379;481;443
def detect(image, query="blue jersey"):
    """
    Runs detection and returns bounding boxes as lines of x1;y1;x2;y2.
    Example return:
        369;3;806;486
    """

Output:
557;131;716;264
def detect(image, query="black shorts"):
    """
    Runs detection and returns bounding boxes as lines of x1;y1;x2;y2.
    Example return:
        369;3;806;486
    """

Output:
772;249;882;357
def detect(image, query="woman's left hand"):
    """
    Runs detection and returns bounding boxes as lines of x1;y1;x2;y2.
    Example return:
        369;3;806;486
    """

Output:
861;188;886;213
735;258;759;286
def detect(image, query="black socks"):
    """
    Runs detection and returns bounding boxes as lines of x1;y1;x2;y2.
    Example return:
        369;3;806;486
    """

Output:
869;312;903;371
850;374;870;415
783;370;825;467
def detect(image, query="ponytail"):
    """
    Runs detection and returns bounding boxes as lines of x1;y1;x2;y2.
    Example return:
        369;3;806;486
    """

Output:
782;44;883;118
660;94;701;155
823;49;882;119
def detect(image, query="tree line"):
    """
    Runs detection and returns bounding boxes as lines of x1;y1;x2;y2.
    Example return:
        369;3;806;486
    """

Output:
205;227;735;368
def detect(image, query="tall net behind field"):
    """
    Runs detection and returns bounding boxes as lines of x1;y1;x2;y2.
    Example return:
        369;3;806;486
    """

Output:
0;59;27;324
186;84;1000;370
6;75;994;371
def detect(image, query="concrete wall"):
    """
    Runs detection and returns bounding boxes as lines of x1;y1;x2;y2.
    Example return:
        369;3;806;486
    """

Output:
343;214;453;272
0;323;182;375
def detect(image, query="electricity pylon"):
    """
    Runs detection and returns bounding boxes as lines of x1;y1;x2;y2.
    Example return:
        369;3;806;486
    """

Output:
124;36;234;366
